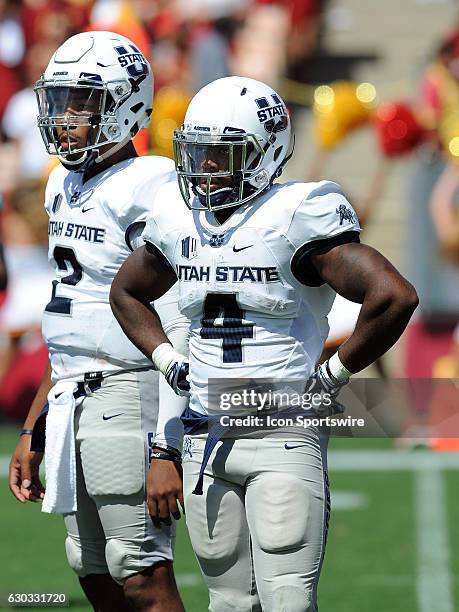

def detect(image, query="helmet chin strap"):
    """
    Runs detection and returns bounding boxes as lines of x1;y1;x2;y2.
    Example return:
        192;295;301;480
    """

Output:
93;134;131;164
195;185;233;198
58;149;88;170
194;184;234;208
57;134;132;173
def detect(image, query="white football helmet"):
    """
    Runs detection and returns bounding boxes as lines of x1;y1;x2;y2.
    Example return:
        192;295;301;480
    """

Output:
34;30;153;171
173;76;292;211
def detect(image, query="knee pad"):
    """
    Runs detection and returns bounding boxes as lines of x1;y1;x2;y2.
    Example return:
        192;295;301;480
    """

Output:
105;531;174;584
250;474;310;552
271;581;315;612
106;536;172;584
65;536;84;575
65;535;108;577
105;537;130;583
80;435;144;496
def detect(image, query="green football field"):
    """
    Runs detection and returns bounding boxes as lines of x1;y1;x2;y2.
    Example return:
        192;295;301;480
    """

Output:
1;427;458;611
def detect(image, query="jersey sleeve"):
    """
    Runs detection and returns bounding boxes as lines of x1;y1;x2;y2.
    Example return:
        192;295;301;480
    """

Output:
142;208;176;273
115;157;175;240
288;181;361;287
125;221;146;251
142;179;185;271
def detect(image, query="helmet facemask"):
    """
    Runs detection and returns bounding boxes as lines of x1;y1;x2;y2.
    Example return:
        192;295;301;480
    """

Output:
173;131;267;211
35;78;132;170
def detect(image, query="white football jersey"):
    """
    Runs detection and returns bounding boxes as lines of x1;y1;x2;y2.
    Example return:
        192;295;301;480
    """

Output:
144;179;361;415
42;156;180;382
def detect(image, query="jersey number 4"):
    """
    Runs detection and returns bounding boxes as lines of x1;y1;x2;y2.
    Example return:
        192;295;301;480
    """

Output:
45;246;83;315
200;293;254;363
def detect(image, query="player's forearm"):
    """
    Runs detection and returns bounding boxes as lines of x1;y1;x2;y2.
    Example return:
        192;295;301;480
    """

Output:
337;279;418;373
312;242;418;374
22;362;53;429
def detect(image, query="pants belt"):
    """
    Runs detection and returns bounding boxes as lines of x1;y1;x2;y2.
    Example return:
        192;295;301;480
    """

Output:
75;372;104;398
30;372;105;453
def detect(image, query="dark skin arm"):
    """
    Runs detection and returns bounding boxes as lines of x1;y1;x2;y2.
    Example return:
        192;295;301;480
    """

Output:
9;362;52;502
311;242;419;373
110;245;184;527
147;460;185;529
110;245;177;359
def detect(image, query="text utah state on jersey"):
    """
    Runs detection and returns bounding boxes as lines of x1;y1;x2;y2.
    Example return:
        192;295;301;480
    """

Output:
48;219;106;244
176;264;280;283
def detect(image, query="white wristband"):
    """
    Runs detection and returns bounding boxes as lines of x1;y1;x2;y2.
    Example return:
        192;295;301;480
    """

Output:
327;352;352;383
151;343;181;377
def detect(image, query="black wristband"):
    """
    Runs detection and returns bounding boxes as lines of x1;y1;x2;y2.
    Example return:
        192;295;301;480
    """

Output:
151;450;182;463
152;444;181;460
20;428;34;437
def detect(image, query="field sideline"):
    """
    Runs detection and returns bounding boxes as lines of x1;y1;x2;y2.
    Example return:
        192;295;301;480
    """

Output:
1;428;458;611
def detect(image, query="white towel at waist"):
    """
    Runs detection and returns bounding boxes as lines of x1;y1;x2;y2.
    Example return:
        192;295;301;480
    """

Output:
42;380;83;514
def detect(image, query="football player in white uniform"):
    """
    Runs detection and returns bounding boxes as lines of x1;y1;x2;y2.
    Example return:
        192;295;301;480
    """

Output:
110;77;419;611
8;31;188;612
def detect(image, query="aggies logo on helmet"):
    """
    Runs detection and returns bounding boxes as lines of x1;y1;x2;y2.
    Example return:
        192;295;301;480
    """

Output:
255;95;289;134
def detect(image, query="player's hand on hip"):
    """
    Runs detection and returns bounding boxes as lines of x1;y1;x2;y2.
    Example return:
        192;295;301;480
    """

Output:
152;343;190;397
165;357;190;397
147;451;184;529
9;436;45;503
306;360;349;417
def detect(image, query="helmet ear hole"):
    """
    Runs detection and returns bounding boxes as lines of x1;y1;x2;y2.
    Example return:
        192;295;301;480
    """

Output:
247;154;261;170
103;91;115;113
246;143;261;170
273;145;283;162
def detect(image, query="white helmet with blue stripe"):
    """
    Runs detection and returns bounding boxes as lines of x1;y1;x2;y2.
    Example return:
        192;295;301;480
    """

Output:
173;76;292;211
34;30;153;171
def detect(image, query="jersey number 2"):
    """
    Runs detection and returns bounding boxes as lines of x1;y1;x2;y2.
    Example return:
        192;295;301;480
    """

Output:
200;293;254;363
45;246;83;315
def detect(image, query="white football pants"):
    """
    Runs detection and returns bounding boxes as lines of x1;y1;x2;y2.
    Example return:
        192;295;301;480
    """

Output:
182;428;330;612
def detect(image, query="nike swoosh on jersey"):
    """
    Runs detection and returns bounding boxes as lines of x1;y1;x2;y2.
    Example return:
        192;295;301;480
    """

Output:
233;244;253;252
81;206;95;213
102;413;124;420
284;443;309;450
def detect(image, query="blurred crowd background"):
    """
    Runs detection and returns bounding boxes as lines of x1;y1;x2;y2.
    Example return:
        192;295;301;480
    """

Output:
0;0;458;445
